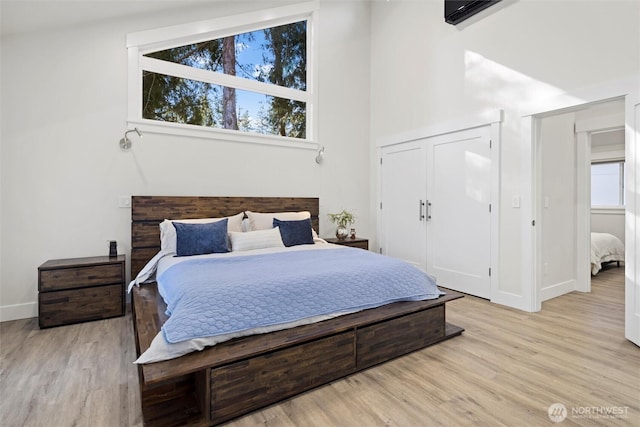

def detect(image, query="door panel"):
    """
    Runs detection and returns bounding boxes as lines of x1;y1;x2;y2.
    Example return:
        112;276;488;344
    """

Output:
380;143;427;271
427;127;491;298
626;102;640;346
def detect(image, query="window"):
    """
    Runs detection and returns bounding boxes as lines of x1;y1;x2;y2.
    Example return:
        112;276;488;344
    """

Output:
591;161;625;207
127;2;318;148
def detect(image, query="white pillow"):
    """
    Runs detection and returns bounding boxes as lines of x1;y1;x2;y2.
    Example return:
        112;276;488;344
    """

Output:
245;210;311;231
159;212;244;254
230;227;285;252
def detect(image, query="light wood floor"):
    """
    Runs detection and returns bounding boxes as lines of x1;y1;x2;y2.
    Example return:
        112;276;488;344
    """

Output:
1;266;638;426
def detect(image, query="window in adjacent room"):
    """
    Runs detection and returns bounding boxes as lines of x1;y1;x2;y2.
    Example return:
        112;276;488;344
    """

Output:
591;160;625;207
127;2;317;147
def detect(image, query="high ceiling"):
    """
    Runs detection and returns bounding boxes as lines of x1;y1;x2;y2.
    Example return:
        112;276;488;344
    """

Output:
0;0;209;37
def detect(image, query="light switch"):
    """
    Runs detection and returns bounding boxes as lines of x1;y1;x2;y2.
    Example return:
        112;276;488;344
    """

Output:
118;195;131;208
511;196;520;208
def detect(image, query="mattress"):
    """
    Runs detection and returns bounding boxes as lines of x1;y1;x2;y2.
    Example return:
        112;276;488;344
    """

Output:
130;242;442;363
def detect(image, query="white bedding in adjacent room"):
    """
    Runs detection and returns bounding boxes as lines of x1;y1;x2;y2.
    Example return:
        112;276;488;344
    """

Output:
590;232;625;275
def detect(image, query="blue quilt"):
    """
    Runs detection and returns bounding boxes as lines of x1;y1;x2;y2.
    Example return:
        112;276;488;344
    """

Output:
157;247;442;344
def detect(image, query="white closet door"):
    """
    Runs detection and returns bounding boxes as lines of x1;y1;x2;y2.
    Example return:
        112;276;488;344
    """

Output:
427;127;492;298
380;142;427;271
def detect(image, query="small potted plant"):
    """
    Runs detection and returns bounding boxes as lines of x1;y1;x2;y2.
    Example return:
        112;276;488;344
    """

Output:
328;210;355;240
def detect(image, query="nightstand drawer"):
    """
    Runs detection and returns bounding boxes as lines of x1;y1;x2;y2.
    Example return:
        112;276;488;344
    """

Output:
38;284;124;328
38;255;125;328
39;263;123;292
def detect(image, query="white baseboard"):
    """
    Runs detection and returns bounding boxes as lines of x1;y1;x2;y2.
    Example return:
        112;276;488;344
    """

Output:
540;279;576;302
0;302;38;322
491;290;538;312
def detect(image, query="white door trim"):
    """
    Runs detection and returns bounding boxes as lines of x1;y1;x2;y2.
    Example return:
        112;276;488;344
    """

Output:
519;116;540;312
376;110;503;148
489;121;501;303
575;130;591;293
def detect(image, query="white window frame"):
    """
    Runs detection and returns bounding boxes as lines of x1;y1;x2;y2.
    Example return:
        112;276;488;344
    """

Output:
126;1;319;149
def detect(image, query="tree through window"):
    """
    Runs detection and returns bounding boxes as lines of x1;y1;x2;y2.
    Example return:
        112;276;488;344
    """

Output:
142;21;306;139
128;4;316;145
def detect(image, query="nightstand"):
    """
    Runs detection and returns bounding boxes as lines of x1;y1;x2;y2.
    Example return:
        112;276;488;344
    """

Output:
325;237;369;250
38;255;125;328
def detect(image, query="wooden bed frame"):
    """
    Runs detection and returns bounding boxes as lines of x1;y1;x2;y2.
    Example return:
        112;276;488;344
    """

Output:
130;196;464;426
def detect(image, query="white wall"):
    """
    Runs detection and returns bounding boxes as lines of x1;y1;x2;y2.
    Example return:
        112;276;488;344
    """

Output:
539;112;576;300
591;210;625;243
0;0;372;320
3;0;638;320
370;0;639;308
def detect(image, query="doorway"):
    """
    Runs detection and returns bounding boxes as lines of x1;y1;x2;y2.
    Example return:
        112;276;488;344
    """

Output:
535;99;625;303
535;98;625;302
528;95;640;346
581;126;626;286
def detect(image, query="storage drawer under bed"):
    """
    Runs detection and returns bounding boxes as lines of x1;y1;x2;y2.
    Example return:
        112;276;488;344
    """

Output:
356;304;445;369
210;330;356;424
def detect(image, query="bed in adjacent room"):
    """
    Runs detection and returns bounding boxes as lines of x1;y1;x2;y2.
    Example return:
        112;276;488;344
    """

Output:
129;196;464;426
591;232;625;275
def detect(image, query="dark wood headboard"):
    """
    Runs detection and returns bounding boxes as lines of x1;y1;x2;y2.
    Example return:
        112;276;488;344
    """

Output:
130;196;320;278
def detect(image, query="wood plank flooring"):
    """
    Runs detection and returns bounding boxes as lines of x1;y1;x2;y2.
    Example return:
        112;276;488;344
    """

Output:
1;266;638;426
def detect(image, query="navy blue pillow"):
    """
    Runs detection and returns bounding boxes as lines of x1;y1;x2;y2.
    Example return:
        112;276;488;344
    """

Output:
174;219;229;256
273;218;314;247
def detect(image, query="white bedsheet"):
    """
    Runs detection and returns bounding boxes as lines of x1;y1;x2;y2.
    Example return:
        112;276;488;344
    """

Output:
590;232;624;275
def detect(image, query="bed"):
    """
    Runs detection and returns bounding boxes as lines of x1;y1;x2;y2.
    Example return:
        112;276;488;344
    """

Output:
130;196;464;426
591;232;625;275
